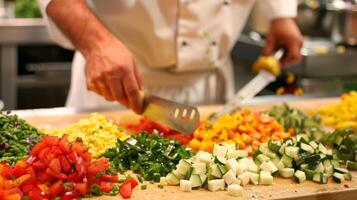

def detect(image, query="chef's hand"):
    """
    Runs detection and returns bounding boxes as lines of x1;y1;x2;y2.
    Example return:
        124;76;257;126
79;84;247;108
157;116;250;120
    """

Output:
85;36;144;113
262;18;303;66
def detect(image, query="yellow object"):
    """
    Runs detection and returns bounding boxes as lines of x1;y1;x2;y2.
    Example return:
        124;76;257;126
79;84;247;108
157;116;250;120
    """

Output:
12;174;31;187
294;87;304;96
49;113;129;158
276;87;285;95
189;109;291;153
252;56;281;76
286;72;295;84
5;194;21;200
315;91;357;130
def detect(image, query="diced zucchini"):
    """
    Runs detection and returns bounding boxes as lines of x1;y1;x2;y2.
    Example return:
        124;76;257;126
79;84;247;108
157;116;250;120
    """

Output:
210;164;222;178
180;180;192;192
294;170;306;183
223;170;240;185
247;162;259;173
166;173;180;186
280;168;295;178
333;172;345;183
176;159;192;175
185;167;193;180
236;150;248;158
160;177;167;185
189;174;202;188
207;179;225;192
227;184;243;197
265;150;278;159
192;163;207;174
218;164;227;175
285;146;299;160
318;143;328;155
214;156;227;165
199;174;207;185
268;140;281;153
280;154;293;168
304;169;315;180
279;143;287;155
312;173;327;184
236;164;245;175
344;173;352;181
272;157;280;166
300;163;309;171
331;160;340;168
334;167;349;174
259;143;269;155
257;154;270;163
222;143;237;152
259;171;273;185
237;172;250;186
314;162;325;173
225;158;239;175
172;169;185;180
212;144;228;158
309;141;318;149
226;150;240;159
300;143;314;154
248;172;259;185
346;161;357;171
260;161;278;174
276;161;285;170
196;151;212;163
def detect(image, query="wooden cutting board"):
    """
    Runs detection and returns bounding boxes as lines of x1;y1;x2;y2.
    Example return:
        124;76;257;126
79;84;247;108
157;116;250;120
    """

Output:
20;97;357;200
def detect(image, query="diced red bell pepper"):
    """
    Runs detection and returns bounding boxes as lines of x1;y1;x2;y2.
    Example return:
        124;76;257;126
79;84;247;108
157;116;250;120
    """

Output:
49;181;64;198
42;136;60;146
119;181;132;199
48;158;61;174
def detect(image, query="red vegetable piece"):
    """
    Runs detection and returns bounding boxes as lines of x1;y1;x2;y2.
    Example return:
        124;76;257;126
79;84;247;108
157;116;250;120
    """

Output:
75;182;88;195
45;168;66;181
32;160;46;170
67;173;81;183
58;135;71;154
49;158;61;174
59;156;71;173
100;174;119;183
119;181;132;199
125;177;139;189
100;181;112;193
49;181;64;198
71;141;87;154
66;151;79;164
61;190;80;200
20;178;36;194
87;158;109;175
30;142;47;156
78;151;91;162
37;147;51;161
28;188;46;200
42;135;60;146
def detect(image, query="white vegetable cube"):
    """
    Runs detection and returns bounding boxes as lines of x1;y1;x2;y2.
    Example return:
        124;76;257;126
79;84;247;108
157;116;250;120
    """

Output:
259;161;278;173
247;162;258;173
222;143;237;152
280;168;295;178
213;144;228;158
223;170;241;185
180;180;192;192
192;163;207;174
227;184;243;197
208;179;225;192
259;171;273;185
225;158;239;175
248;172;259;185
176;159;191;175
238;172;250;186
166;173;180;186
196;151;212;163
236;164;245;175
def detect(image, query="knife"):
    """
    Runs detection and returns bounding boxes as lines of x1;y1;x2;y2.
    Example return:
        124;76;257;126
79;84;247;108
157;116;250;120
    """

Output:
210;49;284;121
141;93;200;134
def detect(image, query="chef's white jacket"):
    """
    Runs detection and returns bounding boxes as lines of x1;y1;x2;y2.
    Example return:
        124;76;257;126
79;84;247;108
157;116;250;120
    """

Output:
38;0;297;110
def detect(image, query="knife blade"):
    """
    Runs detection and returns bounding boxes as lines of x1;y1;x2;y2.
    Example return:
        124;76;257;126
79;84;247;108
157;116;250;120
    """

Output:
141;93;200;134
210;49;284;121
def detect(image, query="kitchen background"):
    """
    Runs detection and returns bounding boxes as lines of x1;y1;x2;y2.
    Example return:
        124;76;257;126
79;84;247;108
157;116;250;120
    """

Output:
0;0;356;110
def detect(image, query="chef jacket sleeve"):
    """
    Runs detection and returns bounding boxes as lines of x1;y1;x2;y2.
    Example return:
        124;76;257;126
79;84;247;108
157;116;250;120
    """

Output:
256;0;298;20
37;0;75;49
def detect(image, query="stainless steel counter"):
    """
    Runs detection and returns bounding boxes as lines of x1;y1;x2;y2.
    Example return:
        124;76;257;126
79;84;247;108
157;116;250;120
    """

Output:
0;18;56;110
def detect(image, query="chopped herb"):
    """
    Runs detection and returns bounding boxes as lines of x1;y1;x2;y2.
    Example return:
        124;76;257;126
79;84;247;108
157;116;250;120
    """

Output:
141;185;147;190
158;184;164;189
89;184;101;195
118;178;126;183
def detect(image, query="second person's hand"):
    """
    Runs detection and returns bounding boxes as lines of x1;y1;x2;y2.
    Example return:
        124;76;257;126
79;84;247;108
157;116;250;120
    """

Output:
84;36;144;114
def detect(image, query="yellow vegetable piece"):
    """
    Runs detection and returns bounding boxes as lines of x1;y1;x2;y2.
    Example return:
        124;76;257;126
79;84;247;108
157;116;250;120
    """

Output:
252;56;281;76
48;113;129;158
315;91;357;130
5;194;21;200
12;174;31;187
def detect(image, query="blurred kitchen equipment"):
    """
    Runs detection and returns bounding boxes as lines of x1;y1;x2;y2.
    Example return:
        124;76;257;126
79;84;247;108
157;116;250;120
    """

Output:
141;93;200;134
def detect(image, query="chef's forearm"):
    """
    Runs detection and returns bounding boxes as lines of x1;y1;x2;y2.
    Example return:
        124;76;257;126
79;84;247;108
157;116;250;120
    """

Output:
46;0;114;57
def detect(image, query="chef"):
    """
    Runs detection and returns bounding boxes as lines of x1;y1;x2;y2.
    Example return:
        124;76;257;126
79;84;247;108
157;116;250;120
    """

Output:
38;0;303;114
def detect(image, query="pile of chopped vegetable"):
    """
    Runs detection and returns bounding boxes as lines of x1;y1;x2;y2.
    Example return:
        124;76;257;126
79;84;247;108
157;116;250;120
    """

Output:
49;113;129;158
0;112;43;165
126;118;193;145
103;132;194;182
0;134;123;199
315;91;357;130
189;109;293;153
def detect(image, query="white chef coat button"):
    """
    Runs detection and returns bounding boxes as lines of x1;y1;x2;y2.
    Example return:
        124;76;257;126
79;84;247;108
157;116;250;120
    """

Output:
211;41;217;46
181;40;188;46
223;0;230;6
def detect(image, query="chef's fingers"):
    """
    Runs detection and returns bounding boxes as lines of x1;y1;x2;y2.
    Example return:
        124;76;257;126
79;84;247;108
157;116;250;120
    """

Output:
133;61;143;90
97;80;115;101
282;42;302;66
107;77;130;108
262;34;275;56
123;72;143;114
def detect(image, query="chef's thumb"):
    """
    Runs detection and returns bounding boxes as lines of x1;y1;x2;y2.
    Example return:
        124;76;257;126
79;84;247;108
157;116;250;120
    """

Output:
262;35;275;56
